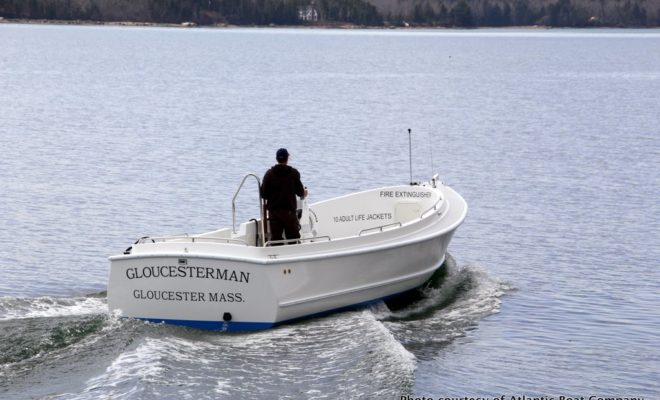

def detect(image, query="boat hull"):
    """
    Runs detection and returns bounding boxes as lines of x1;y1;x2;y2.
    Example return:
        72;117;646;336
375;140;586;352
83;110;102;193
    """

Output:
108;231;454;331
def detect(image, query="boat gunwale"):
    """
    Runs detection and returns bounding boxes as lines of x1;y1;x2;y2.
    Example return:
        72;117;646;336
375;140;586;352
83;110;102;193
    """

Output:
108;187;467;265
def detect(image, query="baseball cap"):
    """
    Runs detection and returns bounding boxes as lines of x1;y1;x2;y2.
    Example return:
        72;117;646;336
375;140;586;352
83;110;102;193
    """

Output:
276;148;290;161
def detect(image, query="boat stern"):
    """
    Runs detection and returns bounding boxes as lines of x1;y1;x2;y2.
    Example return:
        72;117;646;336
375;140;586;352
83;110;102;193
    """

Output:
107;254;279;331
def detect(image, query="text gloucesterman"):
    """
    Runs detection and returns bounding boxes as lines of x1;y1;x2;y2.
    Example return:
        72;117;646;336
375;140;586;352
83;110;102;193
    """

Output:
125;265;250;283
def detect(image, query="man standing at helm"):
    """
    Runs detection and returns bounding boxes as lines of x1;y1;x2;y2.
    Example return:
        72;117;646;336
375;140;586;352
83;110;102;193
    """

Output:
261;148;307;244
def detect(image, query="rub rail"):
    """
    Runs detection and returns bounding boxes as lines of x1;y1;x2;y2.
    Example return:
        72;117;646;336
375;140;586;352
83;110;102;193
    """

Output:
137;236;248;245
420;195;445;219
359;222;402;236
265;236;331;247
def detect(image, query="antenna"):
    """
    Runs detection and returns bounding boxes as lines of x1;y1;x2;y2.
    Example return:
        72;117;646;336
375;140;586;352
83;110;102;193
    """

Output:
408;128;413;185
428;129;435;177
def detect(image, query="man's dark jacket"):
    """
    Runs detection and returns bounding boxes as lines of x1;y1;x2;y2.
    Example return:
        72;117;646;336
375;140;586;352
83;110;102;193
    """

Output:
261;164;305;211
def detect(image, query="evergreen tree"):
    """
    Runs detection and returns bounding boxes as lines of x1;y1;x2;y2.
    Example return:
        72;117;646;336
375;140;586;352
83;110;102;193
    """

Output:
450;0;473;27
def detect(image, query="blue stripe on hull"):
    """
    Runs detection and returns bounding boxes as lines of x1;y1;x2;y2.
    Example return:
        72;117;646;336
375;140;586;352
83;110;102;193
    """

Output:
139;317;274;332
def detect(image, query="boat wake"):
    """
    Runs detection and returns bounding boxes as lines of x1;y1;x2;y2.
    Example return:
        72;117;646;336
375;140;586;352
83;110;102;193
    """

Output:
0;255;510;399
0;293;107;321
0;293;416;399
69;311;417;399
378;254;513;359
0;295;139;399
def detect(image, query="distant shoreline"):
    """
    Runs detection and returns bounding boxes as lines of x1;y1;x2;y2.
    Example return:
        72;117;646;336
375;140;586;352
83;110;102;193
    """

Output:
0;17;203;29
2;17;659;30
0;17;621;30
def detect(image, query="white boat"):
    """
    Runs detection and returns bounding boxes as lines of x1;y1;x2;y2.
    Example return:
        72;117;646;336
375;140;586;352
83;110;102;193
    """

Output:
107;174;467;331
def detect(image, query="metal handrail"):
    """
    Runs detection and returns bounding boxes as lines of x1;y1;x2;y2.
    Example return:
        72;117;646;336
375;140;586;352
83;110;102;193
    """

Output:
420;195;444;219
231;173;266;246
138;236;248;245
264;236;331;247
358;222;402;236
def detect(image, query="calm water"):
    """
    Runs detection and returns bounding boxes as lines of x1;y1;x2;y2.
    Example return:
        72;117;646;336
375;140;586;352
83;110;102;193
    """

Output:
1;24;659;399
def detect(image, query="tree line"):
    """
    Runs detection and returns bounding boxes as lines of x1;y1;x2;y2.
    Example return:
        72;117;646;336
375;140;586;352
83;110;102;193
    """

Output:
0;0;657;27
0;0;380;26
405;0;658;27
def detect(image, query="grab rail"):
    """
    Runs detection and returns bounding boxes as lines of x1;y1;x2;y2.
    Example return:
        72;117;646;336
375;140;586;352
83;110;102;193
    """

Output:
420;195;444;219
138;236;248;245
264;236;331;247
358;222;402;236
232;173;266;246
